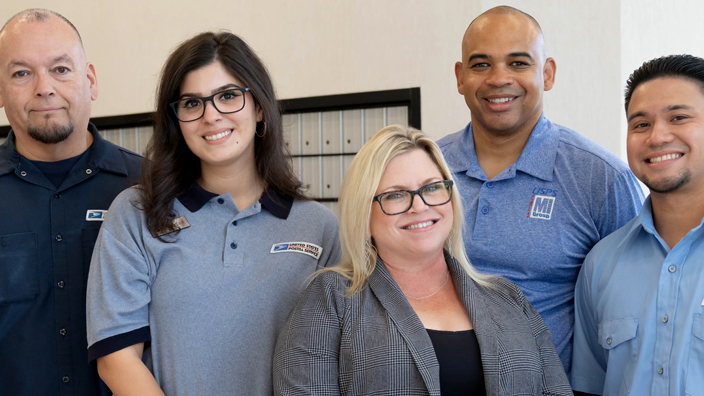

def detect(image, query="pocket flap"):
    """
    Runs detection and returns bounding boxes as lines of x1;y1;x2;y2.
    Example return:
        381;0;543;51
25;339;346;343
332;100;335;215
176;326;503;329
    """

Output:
692;313;704;341
598;317;638;349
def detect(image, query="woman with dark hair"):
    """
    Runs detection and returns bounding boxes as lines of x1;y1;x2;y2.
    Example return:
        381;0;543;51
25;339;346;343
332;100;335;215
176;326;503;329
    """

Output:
86;32;340;395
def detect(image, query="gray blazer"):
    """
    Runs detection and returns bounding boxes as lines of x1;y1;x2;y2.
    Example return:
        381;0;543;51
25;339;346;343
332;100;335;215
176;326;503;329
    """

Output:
273;254;572;395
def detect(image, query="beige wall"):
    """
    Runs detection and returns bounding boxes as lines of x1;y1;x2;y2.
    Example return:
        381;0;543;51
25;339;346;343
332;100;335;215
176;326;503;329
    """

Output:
2;1;703;158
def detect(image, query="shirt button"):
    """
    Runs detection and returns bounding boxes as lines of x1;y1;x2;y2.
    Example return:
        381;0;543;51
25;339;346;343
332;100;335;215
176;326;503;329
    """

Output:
62;376;70;383
657;367;664;375
217;198;225;204
54;193;61;198
481;207;489;215
662;315;669;323
230;242;237;249
59;328;67;336
86;169;92;174
57;281;65;288
55;234;63;242
20;171;27;176
668;265;676;273
486;182;494;188
606;336;612;345
232;221;237;226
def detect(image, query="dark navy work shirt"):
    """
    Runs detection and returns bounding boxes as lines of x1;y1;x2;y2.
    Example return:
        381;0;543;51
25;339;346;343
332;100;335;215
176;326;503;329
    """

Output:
0;124;141;395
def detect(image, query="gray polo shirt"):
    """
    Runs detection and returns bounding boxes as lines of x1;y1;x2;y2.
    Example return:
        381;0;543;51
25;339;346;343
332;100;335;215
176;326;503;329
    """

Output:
86;184;341;395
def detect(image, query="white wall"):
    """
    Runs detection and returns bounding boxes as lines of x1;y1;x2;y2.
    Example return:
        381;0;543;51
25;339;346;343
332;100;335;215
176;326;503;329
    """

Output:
2;1;703;159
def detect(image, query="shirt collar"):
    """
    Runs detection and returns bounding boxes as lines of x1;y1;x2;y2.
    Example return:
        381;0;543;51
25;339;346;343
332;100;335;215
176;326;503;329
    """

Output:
177;182;294;220
0;123;129;177
451;114;558;182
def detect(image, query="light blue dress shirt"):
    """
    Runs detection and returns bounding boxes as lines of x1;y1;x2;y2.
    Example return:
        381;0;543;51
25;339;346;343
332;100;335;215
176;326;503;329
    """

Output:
572;197;704;395
438;115;644;373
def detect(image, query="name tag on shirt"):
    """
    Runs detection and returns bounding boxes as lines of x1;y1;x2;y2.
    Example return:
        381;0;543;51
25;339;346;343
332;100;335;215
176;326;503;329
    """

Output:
151;216;191;238
86;210;108;221
270;242;323;260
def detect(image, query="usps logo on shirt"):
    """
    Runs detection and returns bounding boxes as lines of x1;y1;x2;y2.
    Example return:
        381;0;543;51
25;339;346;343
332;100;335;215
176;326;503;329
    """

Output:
270;242;323;260
527;188;557;220
86;210;108;221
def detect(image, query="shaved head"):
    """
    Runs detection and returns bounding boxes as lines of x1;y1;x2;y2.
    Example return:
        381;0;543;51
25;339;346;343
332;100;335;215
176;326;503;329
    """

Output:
0;9;83;47
463;6;546;61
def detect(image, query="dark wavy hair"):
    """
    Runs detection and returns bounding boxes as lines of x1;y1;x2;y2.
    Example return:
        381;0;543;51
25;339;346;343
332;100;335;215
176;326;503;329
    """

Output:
625;54;704;113
139;31;307;237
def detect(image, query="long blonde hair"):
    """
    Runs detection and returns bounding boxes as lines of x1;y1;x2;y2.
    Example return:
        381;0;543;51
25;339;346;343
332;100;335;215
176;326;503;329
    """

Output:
325;124;493;295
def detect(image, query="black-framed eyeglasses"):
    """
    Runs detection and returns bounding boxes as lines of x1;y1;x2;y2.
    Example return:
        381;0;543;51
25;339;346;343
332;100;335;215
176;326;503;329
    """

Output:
169;87;251;122
372;180;454;215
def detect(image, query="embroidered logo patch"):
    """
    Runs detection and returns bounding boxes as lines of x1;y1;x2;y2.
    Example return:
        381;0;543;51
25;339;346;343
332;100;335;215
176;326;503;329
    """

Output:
86;210;108;221
527;195;556;220
270;242;323;260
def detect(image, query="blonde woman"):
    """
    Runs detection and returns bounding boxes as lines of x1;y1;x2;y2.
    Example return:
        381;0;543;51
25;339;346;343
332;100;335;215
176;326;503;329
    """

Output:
273;125;571;395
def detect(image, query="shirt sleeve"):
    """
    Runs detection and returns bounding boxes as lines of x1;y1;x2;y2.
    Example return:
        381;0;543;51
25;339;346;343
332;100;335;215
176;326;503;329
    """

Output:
596;169;645;239
86;191;153;362
317;208;341;269
571;252;606;394
273;272;346;395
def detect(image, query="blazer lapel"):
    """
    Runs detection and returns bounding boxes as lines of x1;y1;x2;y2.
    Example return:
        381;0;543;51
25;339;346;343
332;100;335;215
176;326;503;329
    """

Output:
368;258;441;395
448;255;500;395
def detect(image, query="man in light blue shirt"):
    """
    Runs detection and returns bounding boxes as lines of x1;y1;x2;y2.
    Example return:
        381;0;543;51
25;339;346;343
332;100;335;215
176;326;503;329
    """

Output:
571;54;704;396
438;6;644;373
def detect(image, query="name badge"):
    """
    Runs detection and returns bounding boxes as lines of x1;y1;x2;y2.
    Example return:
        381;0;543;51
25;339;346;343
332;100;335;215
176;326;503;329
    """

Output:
270;242;323;260
151;216;191;237
86;210;108;221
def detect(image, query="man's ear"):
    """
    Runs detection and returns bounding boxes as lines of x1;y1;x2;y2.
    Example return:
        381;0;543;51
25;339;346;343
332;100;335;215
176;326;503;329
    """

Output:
86;62;98;100
543;57;556;91
455;61;465;95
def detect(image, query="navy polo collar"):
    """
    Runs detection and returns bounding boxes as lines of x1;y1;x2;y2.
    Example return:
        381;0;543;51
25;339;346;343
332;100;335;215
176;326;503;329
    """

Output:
0;123;129;177
177;182;294;220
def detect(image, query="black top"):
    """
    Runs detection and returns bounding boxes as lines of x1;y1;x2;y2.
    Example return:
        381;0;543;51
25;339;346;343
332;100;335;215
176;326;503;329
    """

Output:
427;328;486;396
30;152;84;188
0;124;142;395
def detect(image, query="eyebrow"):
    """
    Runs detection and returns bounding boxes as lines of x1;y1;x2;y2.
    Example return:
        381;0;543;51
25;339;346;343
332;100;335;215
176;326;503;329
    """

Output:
467;52;533;63
627;104;696;122
382;178;443;192
7;54;75;70
179;83;241;99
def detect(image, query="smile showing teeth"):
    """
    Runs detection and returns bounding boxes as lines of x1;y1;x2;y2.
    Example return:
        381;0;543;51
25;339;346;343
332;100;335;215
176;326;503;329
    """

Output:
204;130;232;141
404;220;435;230
648;153;682;163
487;97;513;104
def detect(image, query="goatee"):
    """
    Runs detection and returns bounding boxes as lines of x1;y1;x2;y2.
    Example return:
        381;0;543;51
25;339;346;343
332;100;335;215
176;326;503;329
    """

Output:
28;118;74;144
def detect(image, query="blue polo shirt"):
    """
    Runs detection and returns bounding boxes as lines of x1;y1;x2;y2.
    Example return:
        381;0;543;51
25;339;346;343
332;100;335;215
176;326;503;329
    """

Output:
0;125;142;395
87;184;341;395
437;115;644;373
572;197;704;395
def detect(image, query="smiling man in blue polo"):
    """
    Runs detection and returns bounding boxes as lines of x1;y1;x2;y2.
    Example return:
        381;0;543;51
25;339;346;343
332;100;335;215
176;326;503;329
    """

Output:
572;54;704;396
437;6;644;374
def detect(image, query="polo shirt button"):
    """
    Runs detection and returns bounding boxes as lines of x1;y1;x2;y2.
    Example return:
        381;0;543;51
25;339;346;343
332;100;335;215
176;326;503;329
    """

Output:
230;242;237;249
20;171;27;176
54;193;61;198
59;328;67;336
662;315;669;323
486;182;494;188
55;234;63;242
481;207;489;215
657;367;664;375
232;221;237;226
62;376;70;383
668;265;676;273
606;336;612;345
86;169;92;174
57;281;65;288
218;198;225;204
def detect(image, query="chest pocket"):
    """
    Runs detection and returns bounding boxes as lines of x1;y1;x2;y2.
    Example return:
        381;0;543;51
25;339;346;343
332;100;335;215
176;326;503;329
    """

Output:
598;317;638;350
0;232;39;305
686;314;704;396
82;228;101;288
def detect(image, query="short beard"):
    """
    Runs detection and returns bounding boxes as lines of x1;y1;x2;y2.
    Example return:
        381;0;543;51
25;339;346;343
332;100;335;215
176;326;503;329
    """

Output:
27;118;74;144
642;169;691;194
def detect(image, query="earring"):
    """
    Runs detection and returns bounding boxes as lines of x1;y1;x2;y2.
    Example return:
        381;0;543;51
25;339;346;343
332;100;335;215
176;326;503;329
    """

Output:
256;121;266;138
